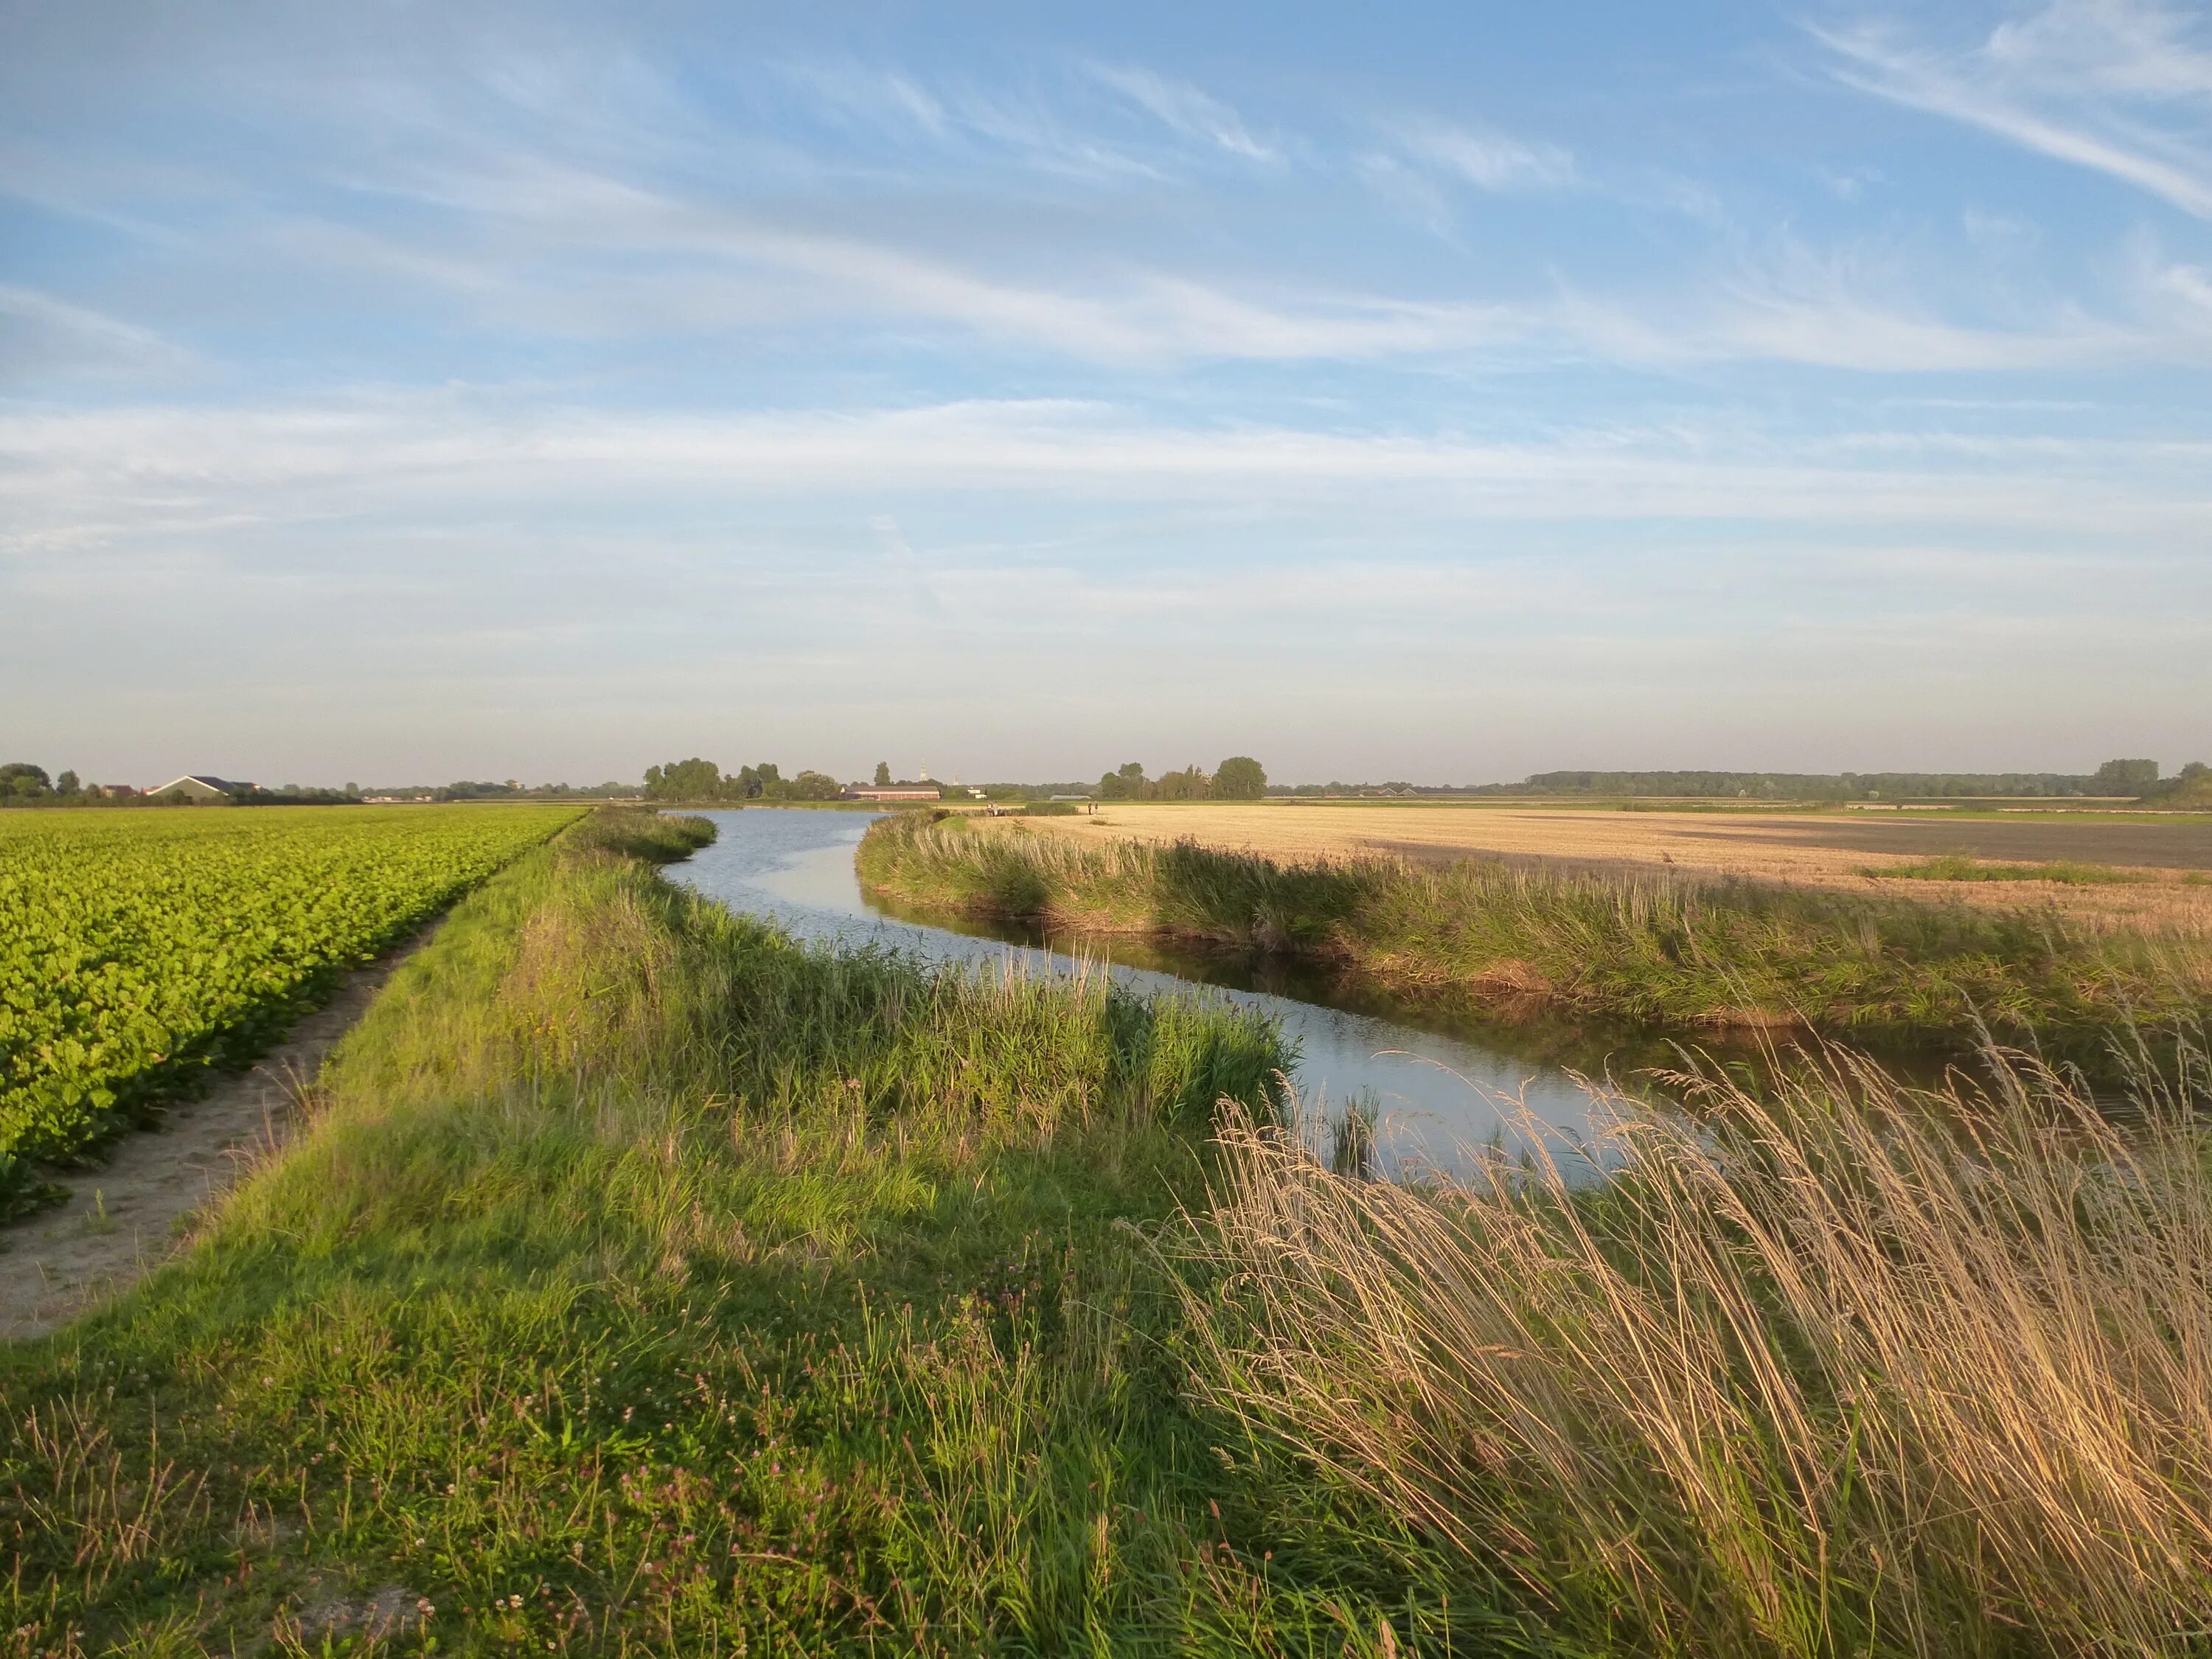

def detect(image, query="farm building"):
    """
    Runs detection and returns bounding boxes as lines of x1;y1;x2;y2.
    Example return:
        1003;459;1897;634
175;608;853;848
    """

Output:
849;787;942;801
149;774;253;801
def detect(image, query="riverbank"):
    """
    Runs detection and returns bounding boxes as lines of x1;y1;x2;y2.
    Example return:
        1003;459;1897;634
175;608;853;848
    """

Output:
8;807;2212;1653
857;813;2212;1065
987;799;2212;935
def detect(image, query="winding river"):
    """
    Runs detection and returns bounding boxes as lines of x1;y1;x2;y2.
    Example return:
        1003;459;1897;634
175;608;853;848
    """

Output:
658;807;1666;1180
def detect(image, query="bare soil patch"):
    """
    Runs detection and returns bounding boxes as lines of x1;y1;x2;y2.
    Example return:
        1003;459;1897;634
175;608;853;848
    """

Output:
0;924;441;1341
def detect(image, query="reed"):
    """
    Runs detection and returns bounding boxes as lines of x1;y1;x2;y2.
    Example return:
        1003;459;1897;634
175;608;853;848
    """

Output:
859;814;2212;1062
1183;1038;2212;1658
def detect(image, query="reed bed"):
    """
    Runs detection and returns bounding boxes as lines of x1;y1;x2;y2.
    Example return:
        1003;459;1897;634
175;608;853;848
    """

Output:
860;814;2211;1066
1183;1042;2212;1657
1022;802;2212;936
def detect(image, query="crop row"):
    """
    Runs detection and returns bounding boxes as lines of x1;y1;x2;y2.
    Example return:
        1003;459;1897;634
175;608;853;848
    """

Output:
0;805;583;1211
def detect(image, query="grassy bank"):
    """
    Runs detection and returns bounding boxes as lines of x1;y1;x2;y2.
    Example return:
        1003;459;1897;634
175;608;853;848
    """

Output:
1;808;1544;1655
856;815;2211;1061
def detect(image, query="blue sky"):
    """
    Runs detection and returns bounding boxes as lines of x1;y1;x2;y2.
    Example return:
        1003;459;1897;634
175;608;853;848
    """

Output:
3;0;2208;786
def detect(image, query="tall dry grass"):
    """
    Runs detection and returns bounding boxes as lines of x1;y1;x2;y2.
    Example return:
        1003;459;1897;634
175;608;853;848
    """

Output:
1185;1040;2212;1657
859;813;2212;1068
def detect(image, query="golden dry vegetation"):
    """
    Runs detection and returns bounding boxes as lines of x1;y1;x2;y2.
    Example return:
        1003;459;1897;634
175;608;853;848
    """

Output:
997;802;2212;935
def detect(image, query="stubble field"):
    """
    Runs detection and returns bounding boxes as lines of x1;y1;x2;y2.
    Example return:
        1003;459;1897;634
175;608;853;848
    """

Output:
1009;802;2212;935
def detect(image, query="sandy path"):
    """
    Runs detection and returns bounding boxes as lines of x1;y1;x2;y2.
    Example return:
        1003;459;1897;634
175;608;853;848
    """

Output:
1012;804;2212;935
0;924;439;1343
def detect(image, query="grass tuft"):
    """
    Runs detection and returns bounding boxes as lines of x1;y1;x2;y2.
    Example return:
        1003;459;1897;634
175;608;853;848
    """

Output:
1185;1035;2212;1656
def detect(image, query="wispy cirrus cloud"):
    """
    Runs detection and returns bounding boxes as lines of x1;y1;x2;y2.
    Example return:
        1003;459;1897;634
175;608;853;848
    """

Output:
7;392;2208;554
1388;116;1576;192
0;284;197;379
773;59;1166;182
1082;62;1275;161
771;56;1274;181
1812;1;2212;218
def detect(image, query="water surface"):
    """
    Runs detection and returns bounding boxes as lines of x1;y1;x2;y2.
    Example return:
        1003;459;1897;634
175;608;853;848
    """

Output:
661;808;1645;1180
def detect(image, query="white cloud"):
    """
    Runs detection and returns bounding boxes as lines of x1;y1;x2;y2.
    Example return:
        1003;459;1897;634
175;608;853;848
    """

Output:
1984;0;2212;100
5;393;2208;559
1083;63;1274;161
1814;2;2212;218
1391;116;1576;192
0;285;196;378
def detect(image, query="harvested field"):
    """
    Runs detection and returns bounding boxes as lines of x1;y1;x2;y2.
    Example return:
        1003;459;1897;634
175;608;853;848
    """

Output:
1007;803;2212;934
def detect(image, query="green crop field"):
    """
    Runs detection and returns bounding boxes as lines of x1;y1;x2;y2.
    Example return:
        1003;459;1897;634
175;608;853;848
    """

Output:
0;805;582;1211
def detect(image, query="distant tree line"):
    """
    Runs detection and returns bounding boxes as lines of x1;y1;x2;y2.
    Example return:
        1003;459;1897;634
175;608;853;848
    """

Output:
1281;781;1426;798
0;765;365;807
0;765;654;808
641;758;844;802
1496;764;2171;799
1;763;82;803
399;780;639;802
1094;757;1267;801
1265;760;2208;801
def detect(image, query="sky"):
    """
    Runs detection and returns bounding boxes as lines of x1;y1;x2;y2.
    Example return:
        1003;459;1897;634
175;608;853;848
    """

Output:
3;0;2209;788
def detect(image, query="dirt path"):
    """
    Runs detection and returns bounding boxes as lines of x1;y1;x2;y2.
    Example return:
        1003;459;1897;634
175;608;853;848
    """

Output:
0;924;441;1343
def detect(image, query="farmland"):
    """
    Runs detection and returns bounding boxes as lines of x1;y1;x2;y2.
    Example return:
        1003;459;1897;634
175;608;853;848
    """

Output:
4;807;2211;1655
1007;801;2212;935
0;804;582;1214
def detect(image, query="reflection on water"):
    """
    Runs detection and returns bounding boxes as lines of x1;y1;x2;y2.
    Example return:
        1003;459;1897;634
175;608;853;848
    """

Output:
659;808;1652;1181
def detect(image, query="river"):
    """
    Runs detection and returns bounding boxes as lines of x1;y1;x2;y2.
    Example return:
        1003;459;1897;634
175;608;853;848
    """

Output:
657;808;1677;1180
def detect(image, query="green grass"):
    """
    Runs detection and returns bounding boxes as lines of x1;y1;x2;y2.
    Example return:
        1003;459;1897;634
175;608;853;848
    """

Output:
0;803;585;1218
858;815;2211;1065
0;808;1544;1656
1874;854;2150;885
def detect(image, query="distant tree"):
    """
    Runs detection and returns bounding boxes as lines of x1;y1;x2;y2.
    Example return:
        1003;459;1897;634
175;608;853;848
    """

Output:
55;770;81;796
2093;758;2160;791
344;781;358;796
1214;756;1266;799
645;757;724;801
874;761;892;787
790;770;844;800
1153;764;1211;800
1;763;51;799
1098;762;1146;800
2138;760;2212;806
734;762;781;799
